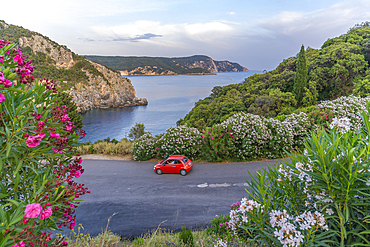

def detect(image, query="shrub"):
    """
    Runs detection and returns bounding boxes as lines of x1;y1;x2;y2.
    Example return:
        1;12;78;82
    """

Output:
178;224;194;247
0;40;88;246
76;139;133;155
132;133;157;161
222;102;370;246
200;125;233;162
295;105;335;130
154;125;203;160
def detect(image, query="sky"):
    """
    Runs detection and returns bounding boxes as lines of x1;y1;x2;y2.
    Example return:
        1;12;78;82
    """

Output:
2;0;370;70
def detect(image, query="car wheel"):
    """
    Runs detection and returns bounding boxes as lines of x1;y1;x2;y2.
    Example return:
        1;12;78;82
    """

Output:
180;169;187;176
156;169;163;175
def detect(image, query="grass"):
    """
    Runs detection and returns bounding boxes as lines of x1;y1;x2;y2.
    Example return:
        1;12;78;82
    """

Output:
64;225;215;247
77;139;133;156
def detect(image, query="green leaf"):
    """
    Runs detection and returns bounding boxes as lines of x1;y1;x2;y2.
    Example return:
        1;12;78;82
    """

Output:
13;159;22;176
6;87;23;93
5;142;11;158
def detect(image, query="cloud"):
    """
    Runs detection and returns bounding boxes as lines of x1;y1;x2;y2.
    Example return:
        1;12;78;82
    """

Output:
260;0;370;38
111;33;163;42
89;20;236;45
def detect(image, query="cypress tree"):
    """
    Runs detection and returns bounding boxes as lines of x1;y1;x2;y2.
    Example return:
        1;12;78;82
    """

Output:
293;45;308;106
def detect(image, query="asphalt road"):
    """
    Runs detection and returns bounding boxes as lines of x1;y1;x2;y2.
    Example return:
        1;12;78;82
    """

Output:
71;159;285;238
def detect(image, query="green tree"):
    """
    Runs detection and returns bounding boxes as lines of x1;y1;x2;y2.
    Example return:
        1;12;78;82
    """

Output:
293;45;308;106
128;123;146;140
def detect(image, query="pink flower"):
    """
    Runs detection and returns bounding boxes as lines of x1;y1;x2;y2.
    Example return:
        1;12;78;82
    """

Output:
24;203;42;218
38;121;45;128
61;114;70;122
74;170;81;178
26;136;40;147
0;94;5;103
12;241;25;247
13;55;23;65
62;241;68;246
36;132;45;140
3;79;12;88
50;132;60;139
40;206;53;220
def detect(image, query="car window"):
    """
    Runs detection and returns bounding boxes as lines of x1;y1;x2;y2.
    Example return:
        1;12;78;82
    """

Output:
168;160;175;164
174;160;181;164
182;157;188;163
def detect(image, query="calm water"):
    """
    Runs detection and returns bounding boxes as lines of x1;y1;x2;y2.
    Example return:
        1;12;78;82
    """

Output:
81;71;262;143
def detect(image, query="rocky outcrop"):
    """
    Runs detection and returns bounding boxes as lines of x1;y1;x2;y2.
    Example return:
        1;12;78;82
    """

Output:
18;35;75;69
119;66;177;76
15;33;147;113
68;61;148;113
179;58;249;73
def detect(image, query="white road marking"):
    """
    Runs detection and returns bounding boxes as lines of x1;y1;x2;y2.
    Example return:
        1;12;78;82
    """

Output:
191;182;249;188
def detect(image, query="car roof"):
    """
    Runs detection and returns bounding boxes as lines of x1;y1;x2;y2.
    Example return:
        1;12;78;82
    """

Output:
168;155;186;159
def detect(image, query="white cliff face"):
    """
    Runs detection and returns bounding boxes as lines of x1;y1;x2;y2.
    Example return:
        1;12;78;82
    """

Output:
17;34;147;113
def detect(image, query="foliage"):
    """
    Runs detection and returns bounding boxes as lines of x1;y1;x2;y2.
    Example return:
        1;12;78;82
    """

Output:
77;138;132;155
293;45;308;106
178;23;370;128
85;55;244;75
128;123;146;141
0;40;87;246
294;106;335;130
133;96;370;161
154;125;202;160
222;102;370;246
56;92;83;129
178;224;194;247
132;133;157;161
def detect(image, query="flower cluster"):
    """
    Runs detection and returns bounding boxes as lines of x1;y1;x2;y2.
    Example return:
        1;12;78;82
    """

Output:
329;117;351;133
269;210;328;247
229;198;262;231
0;40;88;247
133;125;202;160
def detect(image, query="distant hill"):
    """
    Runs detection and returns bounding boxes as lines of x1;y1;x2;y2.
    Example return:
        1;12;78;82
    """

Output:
84;55;249;76
0;20;147;113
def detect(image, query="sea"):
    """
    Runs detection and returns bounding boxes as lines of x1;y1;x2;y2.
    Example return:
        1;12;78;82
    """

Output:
81;71;262;143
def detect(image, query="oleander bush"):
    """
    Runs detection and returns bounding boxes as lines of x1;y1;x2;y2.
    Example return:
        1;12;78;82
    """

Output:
0;40;87;246
132;133;157;161
154;125;203;160
213;102;370;246
132;95;370;162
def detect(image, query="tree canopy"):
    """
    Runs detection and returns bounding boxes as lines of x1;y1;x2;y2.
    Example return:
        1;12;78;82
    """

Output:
178;23;370;131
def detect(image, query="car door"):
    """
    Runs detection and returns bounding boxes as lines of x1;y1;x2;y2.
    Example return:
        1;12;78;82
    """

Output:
165;159;177;173
173;159;183;173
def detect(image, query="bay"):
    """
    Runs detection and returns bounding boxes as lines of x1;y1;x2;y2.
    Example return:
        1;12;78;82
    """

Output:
81;71;262;143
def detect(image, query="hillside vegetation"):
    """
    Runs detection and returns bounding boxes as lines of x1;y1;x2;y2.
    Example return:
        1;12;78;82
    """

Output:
177;23;370;130
85;55;248;75
0;20;111;91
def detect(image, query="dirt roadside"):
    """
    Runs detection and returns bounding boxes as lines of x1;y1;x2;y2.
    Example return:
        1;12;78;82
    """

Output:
79;154;133;161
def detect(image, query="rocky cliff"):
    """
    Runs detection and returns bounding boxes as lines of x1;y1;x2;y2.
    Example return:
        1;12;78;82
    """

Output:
176;57;249;73
0;21;147;113
69;61;147;113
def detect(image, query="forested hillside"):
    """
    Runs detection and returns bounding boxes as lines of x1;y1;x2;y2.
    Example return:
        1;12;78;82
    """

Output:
178;23;370;130
85;55;248;75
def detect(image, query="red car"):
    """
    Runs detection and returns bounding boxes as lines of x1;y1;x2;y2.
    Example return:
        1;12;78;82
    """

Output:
154;155;193;176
